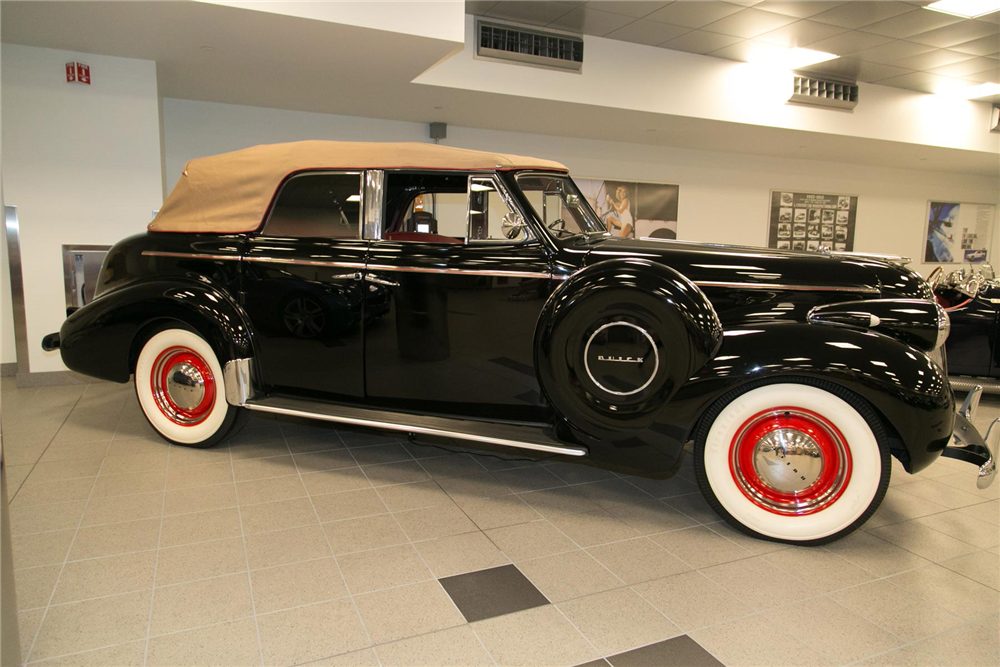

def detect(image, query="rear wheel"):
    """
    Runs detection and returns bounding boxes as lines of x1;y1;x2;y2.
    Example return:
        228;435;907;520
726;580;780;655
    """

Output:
694;381;890;544
135;328;246;448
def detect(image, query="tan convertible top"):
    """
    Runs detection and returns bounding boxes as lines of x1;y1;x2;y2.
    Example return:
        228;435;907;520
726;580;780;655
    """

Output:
149;141;568;234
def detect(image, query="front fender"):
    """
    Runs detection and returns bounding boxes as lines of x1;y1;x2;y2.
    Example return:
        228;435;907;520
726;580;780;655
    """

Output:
665;322;954;473
59;279;253;382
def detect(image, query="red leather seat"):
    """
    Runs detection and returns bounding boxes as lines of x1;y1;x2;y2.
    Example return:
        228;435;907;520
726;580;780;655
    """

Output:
385;231;462;244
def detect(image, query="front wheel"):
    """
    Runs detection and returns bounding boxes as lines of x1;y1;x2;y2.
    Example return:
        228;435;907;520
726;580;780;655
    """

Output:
135;328;246;448
694;380;890;544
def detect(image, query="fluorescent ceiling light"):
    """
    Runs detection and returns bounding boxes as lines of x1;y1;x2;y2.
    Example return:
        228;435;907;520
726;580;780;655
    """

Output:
749;47;839;70
925;0;1000;18
963;82;1000;98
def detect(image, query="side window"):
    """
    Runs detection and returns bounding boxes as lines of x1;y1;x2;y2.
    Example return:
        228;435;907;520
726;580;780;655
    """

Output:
381;172;531;244
469;178;532;242
263;173;361;238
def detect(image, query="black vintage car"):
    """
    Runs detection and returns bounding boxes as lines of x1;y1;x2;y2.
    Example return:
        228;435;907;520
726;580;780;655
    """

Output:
42;141;994;544
931;264;1000;393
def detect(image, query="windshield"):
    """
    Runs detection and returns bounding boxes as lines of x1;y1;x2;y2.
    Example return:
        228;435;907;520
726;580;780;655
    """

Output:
515;173;608;238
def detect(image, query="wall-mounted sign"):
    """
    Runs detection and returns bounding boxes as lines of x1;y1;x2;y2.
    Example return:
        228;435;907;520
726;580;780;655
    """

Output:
767;190;857;252
924;200;996;264
65;62;90;85
576;178;679;240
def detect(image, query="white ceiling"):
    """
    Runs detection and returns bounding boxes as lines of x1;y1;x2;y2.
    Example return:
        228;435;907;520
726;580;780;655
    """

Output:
1;1;996;176
470;1;1000;95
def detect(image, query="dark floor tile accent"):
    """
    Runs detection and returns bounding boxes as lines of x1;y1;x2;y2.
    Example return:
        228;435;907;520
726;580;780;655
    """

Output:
439;564;549;623
607;635;724;667
574;661;612;667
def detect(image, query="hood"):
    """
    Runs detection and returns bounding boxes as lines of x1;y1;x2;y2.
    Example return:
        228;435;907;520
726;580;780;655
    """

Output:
577;237;930;300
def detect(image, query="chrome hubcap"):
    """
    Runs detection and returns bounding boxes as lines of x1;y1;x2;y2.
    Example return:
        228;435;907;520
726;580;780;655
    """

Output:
166;362;206;411
730;408;852;516
150;346;216;426
752;428;824;494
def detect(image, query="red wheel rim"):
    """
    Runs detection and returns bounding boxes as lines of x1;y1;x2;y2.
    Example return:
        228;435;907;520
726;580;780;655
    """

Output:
729;407;852;516
149;346;216;426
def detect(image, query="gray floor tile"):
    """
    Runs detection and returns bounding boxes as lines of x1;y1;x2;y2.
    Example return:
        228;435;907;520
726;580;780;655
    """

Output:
606;635;724;667
439;564;549;622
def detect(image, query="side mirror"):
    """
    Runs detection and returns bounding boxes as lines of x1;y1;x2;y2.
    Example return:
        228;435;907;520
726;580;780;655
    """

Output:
501;212;526;240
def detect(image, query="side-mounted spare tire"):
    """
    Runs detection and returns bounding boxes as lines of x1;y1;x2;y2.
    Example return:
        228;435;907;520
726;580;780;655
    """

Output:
535;258;723;437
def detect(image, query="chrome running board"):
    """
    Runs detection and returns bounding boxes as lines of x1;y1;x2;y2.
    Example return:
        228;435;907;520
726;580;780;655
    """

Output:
950;376;1000;395
244;395;587;458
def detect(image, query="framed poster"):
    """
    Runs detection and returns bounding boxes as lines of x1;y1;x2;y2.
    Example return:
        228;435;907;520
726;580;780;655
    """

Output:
767;190;857;252
576;178;679;239
924;201;996;264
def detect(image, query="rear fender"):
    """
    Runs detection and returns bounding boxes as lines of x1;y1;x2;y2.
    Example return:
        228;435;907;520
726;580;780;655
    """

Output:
59;279;253;383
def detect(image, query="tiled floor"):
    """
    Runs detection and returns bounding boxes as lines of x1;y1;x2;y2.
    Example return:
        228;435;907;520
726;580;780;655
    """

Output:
2;376;998;667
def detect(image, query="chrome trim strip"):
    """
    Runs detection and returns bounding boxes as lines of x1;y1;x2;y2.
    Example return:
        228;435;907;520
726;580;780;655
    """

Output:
223;358;254;407
367;264;550;279
4;205;30;377
243;256;365;269
243;401;587;457
694;280;880;294
242;257;548;279
142;251;241;261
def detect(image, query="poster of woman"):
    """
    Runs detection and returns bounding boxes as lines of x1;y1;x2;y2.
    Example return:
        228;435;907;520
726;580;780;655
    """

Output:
925;202;958;262
575;178;679;239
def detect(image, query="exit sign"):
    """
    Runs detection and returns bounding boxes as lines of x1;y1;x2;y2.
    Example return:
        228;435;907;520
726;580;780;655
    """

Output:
65;62;90;85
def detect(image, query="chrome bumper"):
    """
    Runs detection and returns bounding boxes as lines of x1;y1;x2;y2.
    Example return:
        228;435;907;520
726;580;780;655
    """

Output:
943;386;997;489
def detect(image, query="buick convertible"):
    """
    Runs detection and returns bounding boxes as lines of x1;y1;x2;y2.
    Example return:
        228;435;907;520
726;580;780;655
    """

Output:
43;141;995;544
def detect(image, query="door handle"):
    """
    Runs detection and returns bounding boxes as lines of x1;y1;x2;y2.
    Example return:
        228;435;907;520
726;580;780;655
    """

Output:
330;272;362;281
367;275;400;288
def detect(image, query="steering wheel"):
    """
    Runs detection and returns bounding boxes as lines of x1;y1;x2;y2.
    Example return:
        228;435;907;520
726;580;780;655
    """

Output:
927;266;944;291
547;219;574;237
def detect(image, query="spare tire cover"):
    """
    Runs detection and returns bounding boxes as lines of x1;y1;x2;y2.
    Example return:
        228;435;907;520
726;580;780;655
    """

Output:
536;259;722;436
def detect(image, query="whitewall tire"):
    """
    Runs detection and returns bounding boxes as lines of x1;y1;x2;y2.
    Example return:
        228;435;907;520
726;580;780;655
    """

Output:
694;381;890;544
135;328;244;448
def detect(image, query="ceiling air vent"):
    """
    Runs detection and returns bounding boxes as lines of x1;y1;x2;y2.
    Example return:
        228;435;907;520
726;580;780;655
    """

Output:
789;76;859;111
476;19;583;72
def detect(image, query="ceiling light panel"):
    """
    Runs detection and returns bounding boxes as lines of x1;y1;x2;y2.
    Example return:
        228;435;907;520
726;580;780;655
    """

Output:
963;81;1000;96
926;0;1000;18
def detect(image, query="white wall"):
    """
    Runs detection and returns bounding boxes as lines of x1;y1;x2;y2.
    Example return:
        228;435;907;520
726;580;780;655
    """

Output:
164;97;998;281
199;1;465;43
1;44;164;373
415;16;998;155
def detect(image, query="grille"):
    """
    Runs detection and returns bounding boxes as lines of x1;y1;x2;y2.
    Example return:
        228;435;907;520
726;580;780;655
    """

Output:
789;76;859;111
476;20;583;72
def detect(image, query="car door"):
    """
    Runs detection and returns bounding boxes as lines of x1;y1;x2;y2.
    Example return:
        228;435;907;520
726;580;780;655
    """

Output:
241;171;369;399
364;171;553;421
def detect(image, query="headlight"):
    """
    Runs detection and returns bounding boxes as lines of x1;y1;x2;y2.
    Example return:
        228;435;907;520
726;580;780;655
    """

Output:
808;298;947;352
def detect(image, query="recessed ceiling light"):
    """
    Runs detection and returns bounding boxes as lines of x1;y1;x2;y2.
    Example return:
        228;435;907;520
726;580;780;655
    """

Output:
749;47;839;70
925;0;1000;18
963;82;1000;98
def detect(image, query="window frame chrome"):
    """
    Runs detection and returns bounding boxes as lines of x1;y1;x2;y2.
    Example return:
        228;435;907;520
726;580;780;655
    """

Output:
363;169;384;241
466;174;538;246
